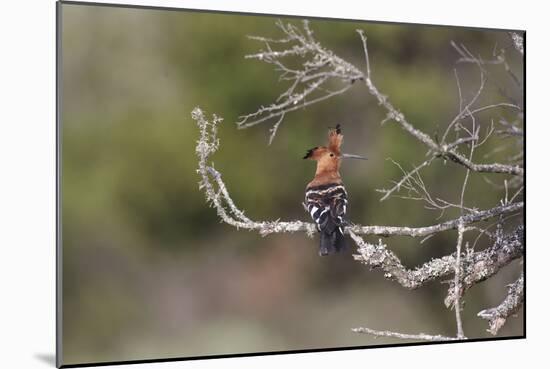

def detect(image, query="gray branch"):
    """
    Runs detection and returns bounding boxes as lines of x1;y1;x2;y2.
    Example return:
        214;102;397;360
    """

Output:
478;272;524;335
192;22;524;342
508;32;524;55
347;202;523;237
351;327;458;341
453;223;466;339
444;226;524;307
350;226;523;291
242;21;523;176
192;107;523;239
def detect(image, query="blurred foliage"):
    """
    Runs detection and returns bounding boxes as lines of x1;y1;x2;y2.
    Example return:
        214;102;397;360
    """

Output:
61;3;524;365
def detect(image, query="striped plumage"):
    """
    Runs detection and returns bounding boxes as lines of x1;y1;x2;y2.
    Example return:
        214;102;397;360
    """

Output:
305;183;348;255
303;124;362;256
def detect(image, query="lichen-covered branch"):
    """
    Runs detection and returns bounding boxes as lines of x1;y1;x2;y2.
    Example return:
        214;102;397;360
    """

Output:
192;107;523;238
351;327;458;342
351;225;522;340
478;272;524;335
508;32;524;55
193;21;524;342
350;226;523;291
347;202;522;237
193;107;317;237
453;223;466;339
444;226;524;307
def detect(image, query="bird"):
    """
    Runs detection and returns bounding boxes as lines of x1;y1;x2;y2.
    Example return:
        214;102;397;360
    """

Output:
303;124;367;256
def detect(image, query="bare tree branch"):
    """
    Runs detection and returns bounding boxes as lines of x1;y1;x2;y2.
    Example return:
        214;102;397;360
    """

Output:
241;21;524;176
347;202;522;237
377;158;434;202
239;20;360;131
453;223;466;338
478;272;524;335
193;107;523;239
444;226;524;307
508;32;524;55
350;226;522;291
193;21;524;342
351;327;458;341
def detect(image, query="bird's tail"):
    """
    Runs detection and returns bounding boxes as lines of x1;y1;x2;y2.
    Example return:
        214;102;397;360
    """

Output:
319;229;346;256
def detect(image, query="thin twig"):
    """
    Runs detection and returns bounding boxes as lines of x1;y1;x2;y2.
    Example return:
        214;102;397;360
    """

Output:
453;223;466;338
352;327;459;341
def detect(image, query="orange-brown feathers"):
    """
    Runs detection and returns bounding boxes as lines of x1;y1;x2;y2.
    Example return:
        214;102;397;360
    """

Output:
328;124;343;154
304;125;344;187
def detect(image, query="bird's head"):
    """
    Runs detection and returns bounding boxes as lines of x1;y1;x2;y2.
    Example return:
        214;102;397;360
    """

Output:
303;125;366;172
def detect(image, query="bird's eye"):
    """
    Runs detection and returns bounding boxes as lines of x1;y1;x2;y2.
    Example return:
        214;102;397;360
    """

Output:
330;153;334;157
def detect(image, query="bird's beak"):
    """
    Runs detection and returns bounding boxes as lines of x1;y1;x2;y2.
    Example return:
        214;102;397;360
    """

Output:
341;153;368;160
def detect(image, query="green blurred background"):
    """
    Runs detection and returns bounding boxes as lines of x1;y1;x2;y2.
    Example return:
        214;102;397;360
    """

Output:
60;3;524;365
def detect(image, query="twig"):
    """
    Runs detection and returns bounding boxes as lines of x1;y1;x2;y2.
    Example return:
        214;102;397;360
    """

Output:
378;158;434;202
357;29;371;79
453;223;466;338
352;327;458;341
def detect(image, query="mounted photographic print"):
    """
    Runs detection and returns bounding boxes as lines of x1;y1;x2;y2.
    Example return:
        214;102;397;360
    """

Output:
57;1;525;367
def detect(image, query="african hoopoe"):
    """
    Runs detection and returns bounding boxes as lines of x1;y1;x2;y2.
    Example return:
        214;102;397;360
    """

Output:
303;125;367;256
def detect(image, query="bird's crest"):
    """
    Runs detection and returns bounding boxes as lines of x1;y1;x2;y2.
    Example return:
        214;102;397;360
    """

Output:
328;124;343;155
303;146;319;159
303;125;344;160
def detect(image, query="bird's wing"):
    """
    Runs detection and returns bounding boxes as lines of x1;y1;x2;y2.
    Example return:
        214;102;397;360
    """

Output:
329;187;347;227
305;184;348;233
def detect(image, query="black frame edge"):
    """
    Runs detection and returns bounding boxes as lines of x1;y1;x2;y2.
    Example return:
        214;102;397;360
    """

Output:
60;335;525;368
